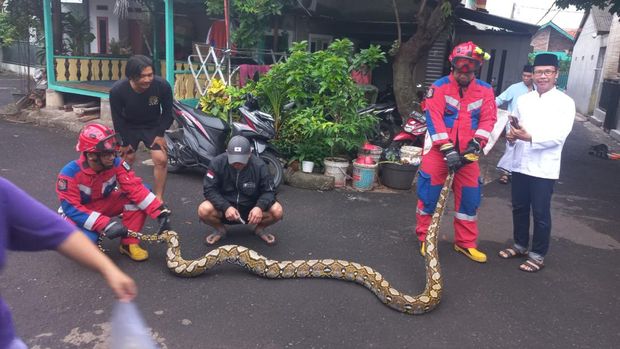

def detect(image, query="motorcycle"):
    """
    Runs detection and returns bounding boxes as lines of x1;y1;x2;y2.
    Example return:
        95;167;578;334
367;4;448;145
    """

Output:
164;96;284;187
360;102;400;148
384;103;427;161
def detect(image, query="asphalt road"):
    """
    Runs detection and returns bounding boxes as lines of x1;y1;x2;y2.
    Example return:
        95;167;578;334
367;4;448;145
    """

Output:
0;85;619;347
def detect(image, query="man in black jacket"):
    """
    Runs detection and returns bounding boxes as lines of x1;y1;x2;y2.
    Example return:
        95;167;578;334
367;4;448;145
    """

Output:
198;136;283;245
109;55;173;202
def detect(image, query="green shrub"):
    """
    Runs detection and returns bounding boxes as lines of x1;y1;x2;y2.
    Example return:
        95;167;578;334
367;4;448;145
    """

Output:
255;39;379;163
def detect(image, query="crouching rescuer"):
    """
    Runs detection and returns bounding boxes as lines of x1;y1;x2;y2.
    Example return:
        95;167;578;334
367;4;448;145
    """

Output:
56;123;172;261
415;41;497;263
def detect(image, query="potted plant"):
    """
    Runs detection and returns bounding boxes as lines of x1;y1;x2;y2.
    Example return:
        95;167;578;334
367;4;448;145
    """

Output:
292;142;325;173
379;149;419;190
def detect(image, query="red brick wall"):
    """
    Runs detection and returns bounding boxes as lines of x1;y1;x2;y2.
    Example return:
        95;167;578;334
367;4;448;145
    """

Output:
548;30;574;52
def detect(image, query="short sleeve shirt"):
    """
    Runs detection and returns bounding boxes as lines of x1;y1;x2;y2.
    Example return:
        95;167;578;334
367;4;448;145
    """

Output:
0;177;75;347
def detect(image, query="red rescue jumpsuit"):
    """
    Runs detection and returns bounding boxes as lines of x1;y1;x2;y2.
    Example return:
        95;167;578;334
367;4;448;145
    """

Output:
56;155;163;245
415;74;497;248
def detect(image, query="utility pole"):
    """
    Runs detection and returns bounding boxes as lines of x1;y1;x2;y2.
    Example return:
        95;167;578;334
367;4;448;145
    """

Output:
510;2;516;19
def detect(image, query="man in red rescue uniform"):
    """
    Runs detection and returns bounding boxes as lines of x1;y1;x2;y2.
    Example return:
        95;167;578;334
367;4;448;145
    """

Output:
56;123;171;261
416;41;497;263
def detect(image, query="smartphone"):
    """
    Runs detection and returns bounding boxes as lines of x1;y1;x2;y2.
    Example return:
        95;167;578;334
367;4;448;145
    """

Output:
509;115;521;129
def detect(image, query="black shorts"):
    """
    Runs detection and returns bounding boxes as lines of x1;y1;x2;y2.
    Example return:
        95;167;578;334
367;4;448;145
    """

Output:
120;128;162;151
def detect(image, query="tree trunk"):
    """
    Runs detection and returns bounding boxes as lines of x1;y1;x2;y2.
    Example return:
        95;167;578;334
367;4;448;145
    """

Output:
392;0;460;116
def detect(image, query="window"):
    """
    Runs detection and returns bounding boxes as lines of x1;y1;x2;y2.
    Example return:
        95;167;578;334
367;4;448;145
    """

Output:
264;29;293;52
308;34;332;52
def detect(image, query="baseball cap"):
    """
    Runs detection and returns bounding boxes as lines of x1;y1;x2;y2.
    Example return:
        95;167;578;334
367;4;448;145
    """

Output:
226;135;251;165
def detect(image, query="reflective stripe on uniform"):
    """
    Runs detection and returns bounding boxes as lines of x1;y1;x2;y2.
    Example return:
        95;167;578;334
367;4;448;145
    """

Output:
124;204;139;211
474;129;490;139
78;184;92;195
416;207;431;216
431;132;449;142
137;192;156;210
467;99;483;111
445;95;460;109
84;211;101;230
455;212;477;221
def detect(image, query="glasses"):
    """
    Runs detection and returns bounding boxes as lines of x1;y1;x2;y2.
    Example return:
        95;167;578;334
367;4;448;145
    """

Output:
533;70;556;77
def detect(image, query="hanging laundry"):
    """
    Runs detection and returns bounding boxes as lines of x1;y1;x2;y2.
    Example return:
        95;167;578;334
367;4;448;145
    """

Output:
238;64;271;86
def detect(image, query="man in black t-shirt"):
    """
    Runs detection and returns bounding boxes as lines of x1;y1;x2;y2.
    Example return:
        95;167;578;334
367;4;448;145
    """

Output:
109;55;173;202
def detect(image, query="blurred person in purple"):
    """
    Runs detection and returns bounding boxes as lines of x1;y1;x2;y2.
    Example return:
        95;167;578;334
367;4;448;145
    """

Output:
0;177;137;349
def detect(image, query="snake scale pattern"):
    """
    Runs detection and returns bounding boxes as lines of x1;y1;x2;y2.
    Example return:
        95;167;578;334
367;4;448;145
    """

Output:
134;174;454;315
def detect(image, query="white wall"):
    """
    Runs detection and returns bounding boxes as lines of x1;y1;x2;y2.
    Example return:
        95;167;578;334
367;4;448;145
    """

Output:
567;14;607;114
89;0;120;54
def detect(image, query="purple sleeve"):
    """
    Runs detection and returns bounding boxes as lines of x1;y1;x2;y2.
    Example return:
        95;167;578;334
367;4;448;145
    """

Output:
1;178;75;251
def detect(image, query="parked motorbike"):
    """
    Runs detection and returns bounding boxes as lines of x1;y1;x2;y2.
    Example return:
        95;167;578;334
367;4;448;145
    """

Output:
361;102;400;148
164;96;284;187
384;103;427;161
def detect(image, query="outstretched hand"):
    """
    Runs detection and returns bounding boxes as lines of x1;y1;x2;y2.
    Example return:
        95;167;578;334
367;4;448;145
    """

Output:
103;268;137;302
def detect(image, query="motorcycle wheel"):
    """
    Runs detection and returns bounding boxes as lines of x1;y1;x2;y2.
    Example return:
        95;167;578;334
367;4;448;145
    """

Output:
260;151;283;188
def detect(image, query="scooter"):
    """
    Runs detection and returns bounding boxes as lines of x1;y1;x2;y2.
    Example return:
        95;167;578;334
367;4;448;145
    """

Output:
391;108;427;148
384;103;427;162
164;96;284;187
360;102;400;148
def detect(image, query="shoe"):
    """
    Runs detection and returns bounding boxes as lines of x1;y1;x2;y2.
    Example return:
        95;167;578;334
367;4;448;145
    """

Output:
119;244;149;261
454;245;487;263
419;241;426;257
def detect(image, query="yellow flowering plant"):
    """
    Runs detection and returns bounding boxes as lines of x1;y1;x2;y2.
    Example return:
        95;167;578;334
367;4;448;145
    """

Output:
199;79;232;121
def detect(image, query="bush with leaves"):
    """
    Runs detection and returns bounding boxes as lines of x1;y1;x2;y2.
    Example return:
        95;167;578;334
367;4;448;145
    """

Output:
253;39;378;163
62;12;96;56
199;79;232;121
204;0;294;49
351;44;387;74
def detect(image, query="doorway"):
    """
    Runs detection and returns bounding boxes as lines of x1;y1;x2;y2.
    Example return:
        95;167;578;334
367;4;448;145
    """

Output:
97;17;108;54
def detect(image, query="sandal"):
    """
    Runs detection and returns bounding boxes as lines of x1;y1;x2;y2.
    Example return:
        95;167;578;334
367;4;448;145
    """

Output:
498;174;510;184
498;247;528;259
255;229;276;245
205;230;227;245
519;258;544;273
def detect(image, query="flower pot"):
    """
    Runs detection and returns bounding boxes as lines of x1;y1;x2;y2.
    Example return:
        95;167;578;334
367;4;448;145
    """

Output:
323;157;350;187
301;160;315;173
380;162;418;190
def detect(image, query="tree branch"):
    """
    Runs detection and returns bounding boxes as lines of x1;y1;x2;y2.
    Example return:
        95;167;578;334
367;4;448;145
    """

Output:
418;0;428;17
392;0;402;44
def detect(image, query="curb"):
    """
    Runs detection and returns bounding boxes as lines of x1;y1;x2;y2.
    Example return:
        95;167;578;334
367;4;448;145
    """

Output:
0;106;112;134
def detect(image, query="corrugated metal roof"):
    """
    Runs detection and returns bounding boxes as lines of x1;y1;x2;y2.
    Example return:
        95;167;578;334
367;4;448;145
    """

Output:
591;6;613;33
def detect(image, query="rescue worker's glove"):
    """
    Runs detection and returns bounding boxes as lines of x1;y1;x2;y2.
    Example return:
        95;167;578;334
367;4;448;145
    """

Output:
461;138;482;164
103;221;129;240
156;205;172;234
440;143;462;173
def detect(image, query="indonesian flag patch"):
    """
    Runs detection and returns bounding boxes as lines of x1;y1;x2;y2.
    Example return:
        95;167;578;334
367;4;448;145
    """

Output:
206;170;215;180
122;161;131;171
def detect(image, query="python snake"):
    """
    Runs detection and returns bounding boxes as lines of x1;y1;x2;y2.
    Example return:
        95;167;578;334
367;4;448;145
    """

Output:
132;174;454;315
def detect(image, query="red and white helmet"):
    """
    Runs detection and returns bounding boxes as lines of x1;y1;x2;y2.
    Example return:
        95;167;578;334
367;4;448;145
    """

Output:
448;41;490;73
76;123;120;153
